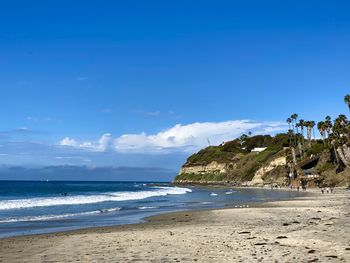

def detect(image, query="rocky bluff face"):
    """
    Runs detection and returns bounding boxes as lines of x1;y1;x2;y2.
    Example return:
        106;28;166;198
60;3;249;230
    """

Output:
174;131;347;188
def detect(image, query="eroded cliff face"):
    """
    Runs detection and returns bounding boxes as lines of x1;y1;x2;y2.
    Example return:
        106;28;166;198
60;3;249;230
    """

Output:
248;156;287;186
175;152;287;185
180;161;229;175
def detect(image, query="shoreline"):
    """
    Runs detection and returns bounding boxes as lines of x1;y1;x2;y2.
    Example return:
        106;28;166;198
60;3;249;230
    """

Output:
0;185;312;239
0;188;314;240
1;189;349;262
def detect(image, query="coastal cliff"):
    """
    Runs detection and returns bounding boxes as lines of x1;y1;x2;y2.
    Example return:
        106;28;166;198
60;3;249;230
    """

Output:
248;156;286;186
174;134;290;186
174;131;350;187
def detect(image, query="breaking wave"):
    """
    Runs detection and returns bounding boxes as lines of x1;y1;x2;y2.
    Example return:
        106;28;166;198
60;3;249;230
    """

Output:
0;187;192;211
0;208;121;223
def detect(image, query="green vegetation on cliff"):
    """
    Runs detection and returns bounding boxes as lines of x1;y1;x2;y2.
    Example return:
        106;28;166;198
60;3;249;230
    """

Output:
183;134;289;167
175;133;290;182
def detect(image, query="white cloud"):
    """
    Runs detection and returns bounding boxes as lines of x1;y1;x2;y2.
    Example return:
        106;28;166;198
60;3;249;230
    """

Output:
59;134;113;152
59;137;78;147
58;120;287;154
115;120;286;153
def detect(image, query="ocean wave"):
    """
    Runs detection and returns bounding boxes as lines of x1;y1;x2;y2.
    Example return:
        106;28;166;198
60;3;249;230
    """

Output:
0;211;99;223
137;206;158;210
99;207;122;213
200;202;213;205
0;208;121;223
0;187;192;210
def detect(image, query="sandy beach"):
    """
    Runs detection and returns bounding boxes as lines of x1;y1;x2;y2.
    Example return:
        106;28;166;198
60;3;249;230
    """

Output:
0;190;349;263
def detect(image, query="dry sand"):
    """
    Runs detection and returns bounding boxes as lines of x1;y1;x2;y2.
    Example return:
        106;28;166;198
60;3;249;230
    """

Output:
0;190;349;262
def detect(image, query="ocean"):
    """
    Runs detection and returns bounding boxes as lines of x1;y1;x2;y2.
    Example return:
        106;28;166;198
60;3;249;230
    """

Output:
0;181;305;238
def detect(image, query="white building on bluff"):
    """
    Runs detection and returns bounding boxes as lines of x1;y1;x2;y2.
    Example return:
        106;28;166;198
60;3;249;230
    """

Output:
251;147;267;153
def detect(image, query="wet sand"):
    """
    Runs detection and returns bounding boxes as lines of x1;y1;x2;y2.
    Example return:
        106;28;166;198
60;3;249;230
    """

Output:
0;190;349;262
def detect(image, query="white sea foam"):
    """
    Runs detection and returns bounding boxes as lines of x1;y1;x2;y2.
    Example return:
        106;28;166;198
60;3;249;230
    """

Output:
99;207;122;213
200;202;213;205
0;207;123;224
138;206;158;210
0;211;101;223
0;187;192;211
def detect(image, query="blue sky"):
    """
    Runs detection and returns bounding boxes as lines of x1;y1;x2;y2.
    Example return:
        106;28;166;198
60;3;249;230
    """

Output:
1;1;350;179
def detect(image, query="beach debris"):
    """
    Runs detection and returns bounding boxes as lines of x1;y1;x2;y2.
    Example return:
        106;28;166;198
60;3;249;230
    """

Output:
238;231;250;234
308;249;316;254
325;255;338;258
276;236;288;239
324;222;333;226
254;242;267;246
282;223;291;226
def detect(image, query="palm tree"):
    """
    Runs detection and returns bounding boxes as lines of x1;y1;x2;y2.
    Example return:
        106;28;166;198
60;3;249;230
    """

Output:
291;113;298;133
334;114;349;142
298;119;305;132
298;119;306;153
304;121;313;148
317;121;326;144
329;133;340;167
344;94;350;112
324;116;333;145
286;117;293;145
286;118;292;131
337;114;348;126
310;121;316;140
